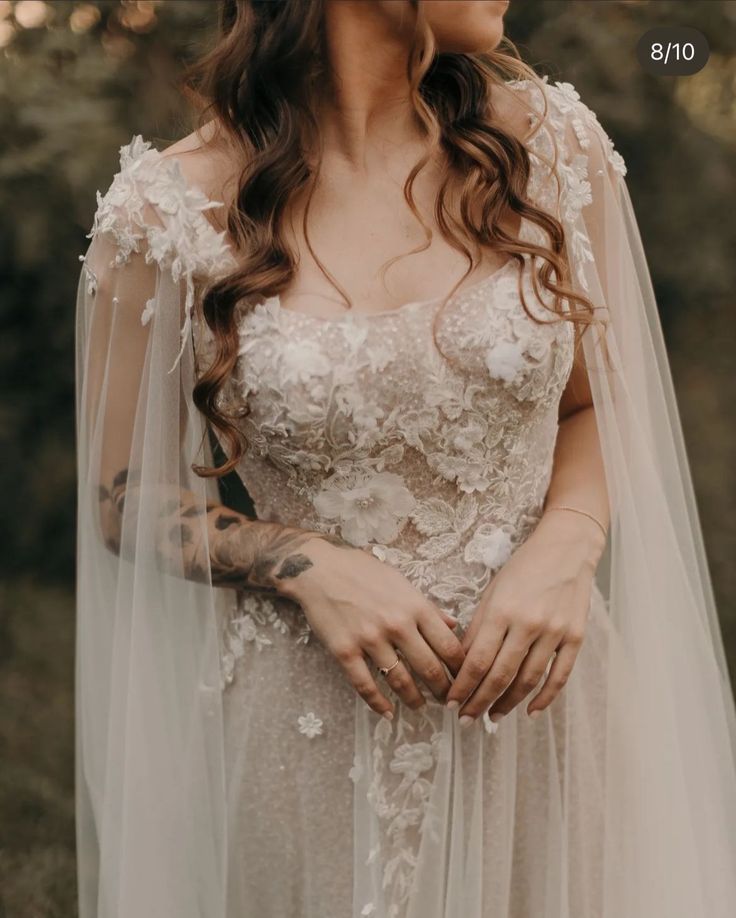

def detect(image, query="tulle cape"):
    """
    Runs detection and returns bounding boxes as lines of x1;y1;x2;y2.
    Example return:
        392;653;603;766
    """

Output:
74;79;736;917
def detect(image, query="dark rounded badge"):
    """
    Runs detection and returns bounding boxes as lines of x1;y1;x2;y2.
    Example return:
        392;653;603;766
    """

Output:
637;27;710;77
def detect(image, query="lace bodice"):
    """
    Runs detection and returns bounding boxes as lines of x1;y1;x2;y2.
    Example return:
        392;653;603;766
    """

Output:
207;80;624;654
228;251;574;629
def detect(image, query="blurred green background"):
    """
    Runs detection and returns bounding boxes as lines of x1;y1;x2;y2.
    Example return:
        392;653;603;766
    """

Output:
0;0;734;914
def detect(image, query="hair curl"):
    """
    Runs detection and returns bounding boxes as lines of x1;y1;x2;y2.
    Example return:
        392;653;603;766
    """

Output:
187;0;597;478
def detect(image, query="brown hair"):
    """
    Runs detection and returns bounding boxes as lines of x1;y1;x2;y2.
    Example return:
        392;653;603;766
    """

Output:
187;0;597;477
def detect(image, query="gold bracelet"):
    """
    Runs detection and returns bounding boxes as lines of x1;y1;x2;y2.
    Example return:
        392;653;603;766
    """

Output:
544;505;608;541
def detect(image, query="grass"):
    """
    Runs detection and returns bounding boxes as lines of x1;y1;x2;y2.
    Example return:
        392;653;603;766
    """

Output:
0;581;76;918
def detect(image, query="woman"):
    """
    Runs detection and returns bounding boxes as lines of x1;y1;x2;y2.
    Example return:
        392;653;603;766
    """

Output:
75;1;736;916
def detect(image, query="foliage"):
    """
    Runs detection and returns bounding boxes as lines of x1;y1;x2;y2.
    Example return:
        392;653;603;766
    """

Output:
0;0;217;582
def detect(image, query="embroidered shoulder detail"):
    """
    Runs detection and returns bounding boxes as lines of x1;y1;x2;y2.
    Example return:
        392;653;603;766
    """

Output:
544;79;627;177
90;135;234;278
507;77;625;293
508;76;626;180
88;135;237;369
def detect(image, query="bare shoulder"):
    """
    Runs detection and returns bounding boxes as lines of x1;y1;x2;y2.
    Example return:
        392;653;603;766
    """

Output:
490;79;541;145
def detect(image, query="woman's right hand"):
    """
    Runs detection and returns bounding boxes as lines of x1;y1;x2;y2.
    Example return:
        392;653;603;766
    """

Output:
277;535;466;719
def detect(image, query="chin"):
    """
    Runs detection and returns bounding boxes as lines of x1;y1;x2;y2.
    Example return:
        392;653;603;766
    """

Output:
426;0;509;54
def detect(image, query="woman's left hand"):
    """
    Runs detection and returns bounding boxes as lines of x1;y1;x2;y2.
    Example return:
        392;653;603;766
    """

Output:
445;509;606;724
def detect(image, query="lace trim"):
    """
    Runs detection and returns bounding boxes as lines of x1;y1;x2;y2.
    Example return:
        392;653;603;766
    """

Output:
542;79;628;293
219;592;311;690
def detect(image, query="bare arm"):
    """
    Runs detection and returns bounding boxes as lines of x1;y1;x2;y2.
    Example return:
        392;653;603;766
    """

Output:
98;465;347;594
540;344;610;548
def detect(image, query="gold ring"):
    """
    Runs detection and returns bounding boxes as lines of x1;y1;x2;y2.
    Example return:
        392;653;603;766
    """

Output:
379;654;401;677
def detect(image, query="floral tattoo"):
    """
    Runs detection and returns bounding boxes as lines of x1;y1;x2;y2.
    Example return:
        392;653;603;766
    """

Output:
98;467;350;593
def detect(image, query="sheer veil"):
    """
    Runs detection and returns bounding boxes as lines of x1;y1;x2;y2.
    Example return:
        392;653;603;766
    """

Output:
75;139;234;915
553;79;736;911
74;78;736;916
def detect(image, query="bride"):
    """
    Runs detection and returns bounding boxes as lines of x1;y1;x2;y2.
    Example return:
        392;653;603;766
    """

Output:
74;1;736;916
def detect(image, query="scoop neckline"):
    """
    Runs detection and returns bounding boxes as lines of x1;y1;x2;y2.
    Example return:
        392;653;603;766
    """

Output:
266;255;522;325
142;74;545;317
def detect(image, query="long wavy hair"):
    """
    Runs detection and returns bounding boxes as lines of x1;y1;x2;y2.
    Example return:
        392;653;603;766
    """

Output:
187;0;597;478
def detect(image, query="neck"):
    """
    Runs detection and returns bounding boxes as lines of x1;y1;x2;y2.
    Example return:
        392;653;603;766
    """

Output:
317;0;424;169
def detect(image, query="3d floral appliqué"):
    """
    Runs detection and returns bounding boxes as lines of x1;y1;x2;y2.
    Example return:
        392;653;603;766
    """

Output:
313;469;416;546
464;525;513;570
485;339;527;384
297;712;324;739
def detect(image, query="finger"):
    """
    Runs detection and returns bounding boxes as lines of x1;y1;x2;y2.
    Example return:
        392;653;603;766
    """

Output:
526;639;580;715
487;633;559;720
439;610;459;631
397;629;453;701
459;580;499;653
459;601;486;654
446;618;507;708
376;653;426;710
458;632;530;720
418;610;465;676
341;654;394;718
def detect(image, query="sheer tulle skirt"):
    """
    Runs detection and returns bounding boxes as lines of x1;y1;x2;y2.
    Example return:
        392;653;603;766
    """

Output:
222;584;618;918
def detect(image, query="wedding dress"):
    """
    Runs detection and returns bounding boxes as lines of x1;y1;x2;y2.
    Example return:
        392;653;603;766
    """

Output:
75;77;736;917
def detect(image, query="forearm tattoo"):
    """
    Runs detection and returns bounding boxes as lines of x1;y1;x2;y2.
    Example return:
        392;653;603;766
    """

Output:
97;467;351;594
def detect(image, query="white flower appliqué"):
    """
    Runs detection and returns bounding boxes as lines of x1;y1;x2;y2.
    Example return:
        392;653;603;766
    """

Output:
463;524;513;570
297;712;324;739
313;470;416;546
485;339;527;384
608;148;627;177
280;339;332;386
389;742;435;783
140;297;156;326
349;755;365;784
